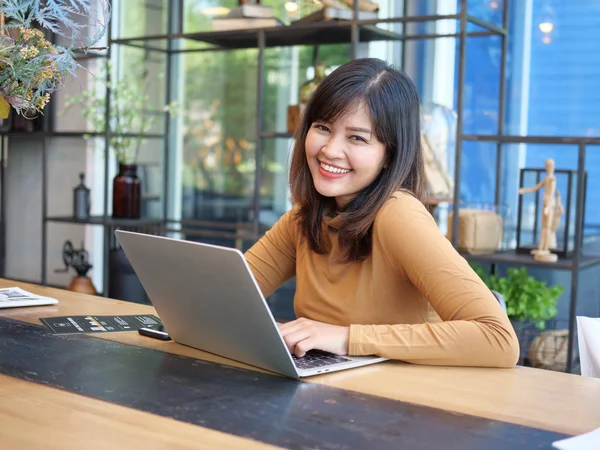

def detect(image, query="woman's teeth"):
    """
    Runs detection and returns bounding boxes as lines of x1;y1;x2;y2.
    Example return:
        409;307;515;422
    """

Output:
320;162;350;174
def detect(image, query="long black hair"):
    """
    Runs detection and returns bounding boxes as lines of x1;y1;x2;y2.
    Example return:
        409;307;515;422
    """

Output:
289;58;425;262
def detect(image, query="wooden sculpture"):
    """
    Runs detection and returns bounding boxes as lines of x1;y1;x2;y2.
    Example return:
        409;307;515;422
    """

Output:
518;158;560;262
549;189;565;250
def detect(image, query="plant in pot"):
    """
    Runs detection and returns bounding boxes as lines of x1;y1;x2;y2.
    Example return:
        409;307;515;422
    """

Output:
66;61;176;219
471;264;563;362
472;264;563;330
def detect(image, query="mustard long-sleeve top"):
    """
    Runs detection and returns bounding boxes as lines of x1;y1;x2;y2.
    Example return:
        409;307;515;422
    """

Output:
245;191;520;368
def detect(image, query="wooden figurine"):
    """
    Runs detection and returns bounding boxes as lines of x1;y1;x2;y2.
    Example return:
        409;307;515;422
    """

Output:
518;158;560;263
549;189;565;250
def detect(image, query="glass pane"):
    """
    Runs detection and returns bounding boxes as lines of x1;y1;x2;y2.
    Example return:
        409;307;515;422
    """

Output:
467;0;504;28
505;1;600;137
460;35;501;135
114;0;169;39
584;145;600;244
179;49;259;233
56;58;102;133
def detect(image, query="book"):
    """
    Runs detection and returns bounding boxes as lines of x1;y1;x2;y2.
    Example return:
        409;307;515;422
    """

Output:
291;7;378;25
211;17;283;31
226;4;273;19
0;287;59;308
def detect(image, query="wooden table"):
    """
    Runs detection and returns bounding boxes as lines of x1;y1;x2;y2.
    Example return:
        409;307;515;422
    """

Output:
1;279;599;449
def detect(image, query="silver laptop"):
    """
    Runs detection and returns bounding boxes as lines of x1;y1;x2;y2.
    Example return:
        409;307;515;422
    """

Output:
115;230;387;378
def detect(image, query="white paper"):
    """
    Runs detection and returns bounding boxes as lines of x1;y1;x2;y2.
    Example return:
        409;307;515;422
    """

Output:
553;427;600;450
0;286;58;308
577;316;600;378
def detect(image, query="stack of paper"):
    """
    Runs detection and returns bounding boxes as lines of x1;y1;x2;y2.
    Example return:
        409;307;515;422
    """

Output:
0;287;58;308
553;427;600;450
576;316;600;378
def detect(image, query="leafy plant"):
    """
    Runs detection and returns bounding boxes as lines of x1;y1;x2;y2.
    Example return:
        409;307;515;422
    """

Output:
0;0;109;48
471;264;563;330
0;27;70;116
0;0;110;118
65;61;177;165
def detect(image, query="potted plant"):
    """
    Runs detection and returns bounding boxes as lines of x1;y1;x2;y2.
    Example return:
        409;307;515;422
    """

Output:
66;61;177;219
471;264;563;330
471;263;564;365
0;0;109;120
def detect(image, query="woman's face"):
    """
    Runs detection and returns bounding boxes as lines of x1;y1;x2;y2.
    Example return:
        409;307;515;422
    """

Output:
304;102;387;207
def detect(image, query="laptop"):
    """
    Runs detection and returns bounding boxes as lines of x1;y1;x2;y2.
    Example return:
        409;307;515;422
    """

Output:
114;230;387;379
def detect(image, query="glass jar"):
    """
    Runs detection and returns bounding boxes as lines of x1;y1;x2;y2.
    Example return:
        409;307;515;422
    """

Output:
112;163;141;219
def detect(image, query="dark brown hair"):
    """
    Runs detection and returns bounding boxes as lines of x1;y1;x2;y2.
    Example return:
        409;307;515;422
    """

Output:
289;58;426;262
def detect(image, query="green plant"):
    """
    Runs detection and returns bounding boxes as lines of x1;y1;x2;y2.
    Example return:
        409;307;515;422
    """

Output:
65;62;177;165
471;264;563;330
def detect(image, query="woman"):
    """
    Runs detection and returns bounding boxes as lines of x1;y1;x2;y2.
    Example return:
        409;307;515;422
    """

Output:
245;58;519;368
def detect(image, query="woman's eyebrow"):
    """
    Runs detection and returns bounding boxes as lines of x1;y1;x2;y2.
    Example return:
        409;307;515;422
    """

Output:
346;126;372;134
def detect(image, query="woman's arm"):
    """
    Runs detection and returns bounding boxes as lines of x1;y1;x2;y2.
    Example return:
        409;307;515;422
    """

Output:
244;207;298;299
349;194;520;368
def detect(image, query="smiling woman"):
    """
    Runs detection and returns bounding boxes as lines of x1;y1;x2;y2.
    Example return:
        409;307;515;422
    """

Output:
305;104;387;208
244;58;520;369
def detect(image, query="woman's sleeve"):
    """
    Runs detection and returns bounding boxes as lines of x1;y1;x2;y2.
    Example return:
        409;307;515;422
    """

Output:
349;195;520;368
244;208;298;299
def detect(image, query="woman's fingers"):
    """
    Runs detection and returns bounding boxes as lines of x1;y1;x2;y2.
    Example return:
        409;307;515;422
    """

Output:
293;337;315;357
280;328;311;354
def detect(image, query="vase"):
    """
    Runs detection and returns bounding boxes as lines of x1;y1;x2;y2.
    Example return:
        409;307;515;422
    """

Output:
112;163;141;219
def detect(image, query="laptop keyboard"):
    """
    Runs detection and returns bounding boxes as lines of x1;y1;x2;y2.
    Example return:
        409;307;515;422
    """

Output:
292;349;352;370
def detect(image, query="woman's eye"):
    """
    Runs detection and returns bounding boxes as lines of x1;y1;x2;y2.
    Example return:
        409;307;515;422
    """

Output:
350;135;367;143
314;124;329;132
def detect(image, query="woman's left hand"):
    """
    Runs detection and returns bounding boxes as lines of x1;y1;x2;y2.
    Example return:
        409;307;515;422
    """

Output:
278;317;350;357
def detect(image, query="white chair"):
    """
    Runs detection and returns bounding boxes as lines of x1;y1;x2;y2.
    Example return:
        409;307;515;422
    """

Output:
576;316;600;378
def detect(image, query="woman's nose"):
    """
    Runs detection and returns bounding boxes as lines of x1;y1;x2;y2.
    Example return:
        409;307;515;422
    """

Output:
319;135;346;159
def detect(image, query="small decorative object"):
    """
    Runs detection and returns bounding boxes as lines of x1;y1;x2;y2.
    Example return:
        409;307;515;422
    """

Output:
446;208;503;255
338;0;379;12
286;104;300;134
54;240;97;295
292;5;378;24
517;159;586;260
73;172;91;220
421;134;453;199
0;0;110;119
112;163;141;219
287;59;327;133
420;102;456;210
528;329;569;372
299;60;326;107
518;159;559;262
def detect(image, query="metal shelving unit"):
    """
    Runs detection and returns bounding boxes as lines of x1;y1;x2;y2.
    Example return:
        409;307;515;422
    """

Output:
1;0;596;372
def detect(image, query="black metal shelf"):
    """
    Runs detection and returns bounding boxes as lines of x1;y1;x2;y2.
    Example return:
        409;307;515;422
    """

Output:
0;131;165;139
183;22;401;50
45;216;164;227
462;134;600;145
0;131;87;138
260;131;294;139
111;13;505;52
463;250;600;271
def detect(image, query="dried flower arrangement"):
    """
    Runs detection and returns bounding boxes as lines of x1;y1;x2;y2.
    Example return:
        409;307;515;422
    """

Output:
0;0;110;119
